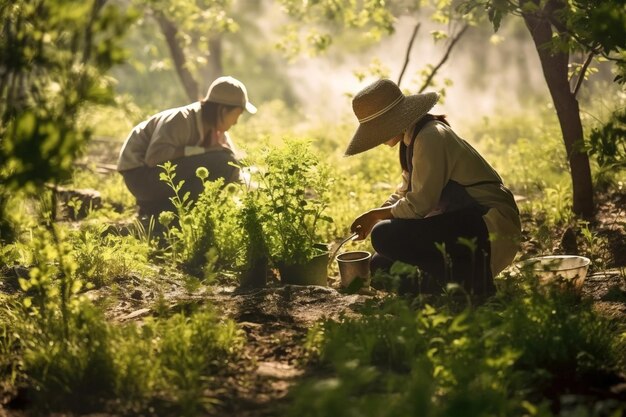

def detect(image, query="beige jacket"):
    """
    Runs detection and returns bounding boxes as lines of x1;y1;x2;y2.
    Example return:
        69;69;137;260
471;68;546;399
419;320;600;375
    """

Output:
386;121;521;276
117;102;237;172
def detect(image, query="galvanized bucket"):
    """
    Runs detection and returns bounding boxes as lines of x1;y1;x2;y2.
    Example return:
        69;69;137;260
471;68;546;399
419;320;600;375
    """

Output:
336;251;371;288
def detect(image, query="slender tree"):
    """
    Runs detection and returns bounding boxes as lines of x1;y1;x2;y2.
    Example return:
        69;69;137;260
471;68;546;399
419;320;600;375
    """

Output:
141;0;237;102
460;0;626;218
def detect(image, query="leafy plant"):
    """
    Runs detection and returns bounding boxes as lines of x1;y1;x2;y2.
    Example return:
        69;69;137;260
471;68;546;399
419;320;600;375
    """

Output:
256;138;334;266
588;107;626;171
158;162;242;277
148;307;243;415
577;220;612;270
158;162;213;268
289;268;623;417
238;190;270;288
0;0;135;240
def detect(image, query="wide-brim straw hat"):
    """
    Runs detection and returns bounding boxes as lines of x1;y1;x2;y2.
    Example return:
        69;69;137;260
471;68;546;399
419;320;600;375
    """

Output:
344;79;439;156
204;76;257;114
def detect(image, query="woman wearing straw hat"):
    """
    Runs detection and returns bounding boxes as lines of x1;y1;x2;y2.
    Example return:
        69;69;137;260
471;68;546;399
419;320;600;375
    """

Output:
117;76;256;217
347;79;521;295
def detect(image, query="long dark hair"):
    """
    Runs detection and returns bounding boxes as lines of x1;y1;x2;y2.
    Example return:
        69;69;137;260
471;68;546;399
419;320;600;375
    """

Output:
399;114;450;171
200;101;241;129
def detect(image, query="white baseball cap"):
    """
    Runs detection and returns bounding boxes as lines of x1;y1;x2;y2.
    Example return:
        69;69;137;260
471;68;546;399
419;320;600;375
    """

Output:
204;76;257;114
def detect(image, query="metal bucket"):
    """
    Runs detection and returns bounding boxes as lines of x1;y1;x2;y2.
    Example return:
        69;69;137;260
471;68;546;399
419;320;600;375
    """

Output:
336;251;371;288
519;255;590;292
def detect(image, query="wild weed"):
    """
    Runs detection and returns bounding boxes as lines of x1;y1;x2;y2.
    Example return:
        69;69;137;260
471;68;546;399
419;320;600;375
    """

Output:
69;223;150;288
578;220;612;270
238;190;270;287
495;285;616;395
0;296;20;394
148;307;243;415
19;299;119;412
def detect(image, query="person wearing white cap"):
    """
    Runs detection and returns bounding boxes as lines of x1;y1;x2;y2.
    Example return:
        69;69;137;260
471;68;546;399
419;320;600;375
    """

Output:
117;76;257;217
346;79;521;296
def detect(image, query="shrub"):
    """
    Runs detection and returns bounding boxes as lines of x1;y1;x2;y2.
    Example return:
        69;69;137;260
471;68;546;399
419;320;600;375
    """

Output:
255;138;334;265
158;162;243;277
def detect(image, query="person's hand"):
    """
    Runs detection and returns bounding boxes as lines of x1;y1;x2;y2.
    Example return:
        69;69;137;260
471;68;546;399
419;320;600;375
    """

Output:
350;207;394;240
350;211;378;240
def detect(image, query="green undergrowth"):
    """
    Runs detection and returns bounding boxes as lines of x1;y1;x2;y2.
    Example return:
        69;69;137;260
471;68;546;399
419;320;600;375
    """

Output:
1;289;242;415
1;86;624;416
288;275;625;417
0;220;242;415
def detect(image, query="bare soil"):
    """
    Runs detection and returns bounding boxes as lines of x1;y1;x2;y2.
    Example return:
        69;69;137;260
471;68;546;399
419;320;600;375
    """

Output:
107;278;382;417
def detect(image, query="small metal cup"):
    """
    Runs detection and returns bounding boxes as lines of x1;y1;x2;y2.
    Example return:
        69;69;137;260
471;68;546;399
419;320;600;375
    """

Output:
337;251;371;288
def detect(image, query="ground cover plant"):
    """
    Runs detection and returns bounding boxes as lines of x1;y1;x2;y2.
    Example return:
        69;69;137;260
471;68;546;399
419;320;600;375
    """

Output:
288;275;625;417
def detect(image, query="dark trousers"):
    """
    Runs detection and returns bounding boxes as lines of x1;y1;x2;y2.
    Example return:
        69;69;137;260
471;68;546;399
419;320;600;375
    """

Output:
121;149;239;216
369;207;494;295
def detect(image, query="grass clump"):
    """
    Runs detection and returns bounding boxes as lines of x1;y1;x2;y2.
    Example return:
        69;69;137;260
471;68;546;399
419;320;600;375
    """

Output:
0;222;243;415
2;294;243;415
149;308;243;415
70;224;150;288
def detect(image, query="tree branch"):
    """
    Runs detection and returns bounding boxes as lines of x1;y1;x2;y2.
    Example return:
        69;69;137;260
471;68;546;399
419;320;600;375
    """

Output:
152;10;200;102
418;24;469;93
82;0;108;64
397;22;421;88
572;51;594;97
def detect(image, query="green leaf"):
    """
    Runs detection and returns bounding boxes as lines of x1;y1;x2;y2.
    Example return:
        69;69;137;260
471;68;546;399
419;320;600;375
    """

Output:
18;277;31;291
344;277;365;294
449;312;469;333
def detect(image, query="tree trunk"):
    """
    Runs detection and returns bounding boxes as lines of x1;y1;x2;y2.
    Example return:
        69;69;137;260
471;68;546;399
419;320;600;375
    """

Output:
153;12;200;102
82;0;108;64
522;1;594;218
205;35;223;84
